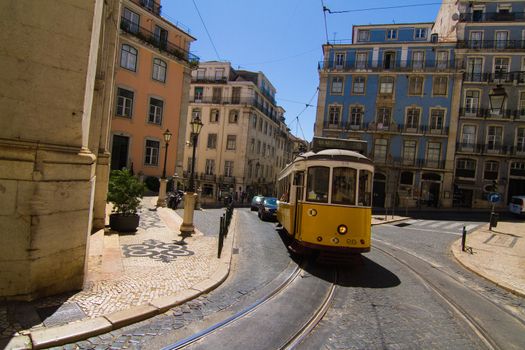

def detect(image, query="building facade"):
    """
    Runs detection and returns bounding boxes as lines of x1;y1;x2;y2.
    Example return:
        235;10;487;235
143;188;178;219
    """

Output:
182;62;295;204
315;23;459;208
452;0;525;208
0;0;119;299
110;0;198;180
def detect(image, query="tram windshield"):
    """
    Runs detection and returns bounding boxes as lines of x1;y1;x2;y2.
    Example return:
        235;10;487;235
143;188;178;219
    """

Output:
332;167;357;205
306;166;329;203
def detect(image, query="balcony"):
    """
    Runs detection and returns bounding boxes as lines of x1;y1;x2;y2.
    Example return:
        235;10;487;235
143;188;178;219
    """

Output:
191;77;228;84
120;17;199;65
190;96;279;122
199;173;216;181
131;0;162;16
459;12;525;22
463;71;525;84
318;59;456;73
376;156;445;169
457;40;525;51
459;108;524;120
455;142;511;155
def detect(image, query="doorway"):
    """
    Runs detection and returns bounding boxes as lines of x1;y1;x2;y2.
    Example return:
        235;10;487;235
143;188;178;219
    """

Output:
111;135;129;171
373;173;386;208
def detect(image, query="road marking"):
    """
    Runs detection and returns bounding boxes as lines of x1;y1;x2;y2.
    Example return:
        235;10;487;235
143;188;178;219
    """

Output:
443;222;464;229
382;224;463;236
465;224;479;232
405;219;422;224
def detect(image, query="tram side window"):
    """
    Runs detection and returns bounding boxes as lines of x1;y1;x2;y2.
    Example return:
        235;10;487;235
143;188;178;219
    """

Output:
332;167;357;205
307;167;329;203
358;170;373;206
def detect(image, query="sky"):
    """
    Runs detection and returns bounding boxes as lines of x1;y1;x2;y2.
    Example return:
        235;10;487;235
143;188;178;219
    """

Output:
162;0;443;142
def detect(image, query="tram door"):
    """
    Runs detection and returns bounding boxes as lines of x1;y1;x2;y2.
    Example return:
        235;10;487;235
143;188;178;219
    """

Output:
292;171;304;239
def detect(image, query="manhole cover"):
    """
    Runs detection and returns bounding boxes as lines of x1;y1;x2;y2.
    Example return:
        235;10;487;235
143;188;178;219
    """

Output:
395;223;412;227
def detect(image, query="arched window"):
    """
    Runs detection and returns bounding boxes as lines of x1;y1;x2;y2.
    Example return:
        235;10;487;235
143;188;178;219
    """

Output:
120;44;137;71
152;58;167;82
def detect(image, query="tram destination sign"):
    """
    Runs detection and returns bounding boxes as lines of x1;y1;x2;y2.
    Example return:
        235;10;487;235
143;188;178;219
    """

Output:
312;137;367;154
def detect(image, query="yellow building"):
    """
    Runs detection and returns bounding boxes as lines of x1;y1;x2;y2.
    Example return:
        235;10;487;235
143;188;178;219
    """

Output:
110;0;197;181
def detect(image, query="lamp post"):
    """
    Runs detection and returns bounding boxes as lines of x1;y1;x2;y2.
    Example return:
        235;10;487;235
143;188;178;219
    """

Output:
156;129;172;207
488;85;507;115
180;116;203;237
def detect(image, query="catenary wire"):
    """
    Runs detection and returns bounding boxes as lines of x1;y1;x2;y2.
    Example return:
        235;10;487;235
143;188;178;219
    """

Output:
191;0;221;60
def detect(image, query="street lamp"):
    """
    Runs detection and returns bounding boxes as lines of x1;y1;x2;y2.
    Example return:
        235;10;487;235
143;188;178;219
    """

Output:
156;129;172;207
488;85;507;115
180;115;203;237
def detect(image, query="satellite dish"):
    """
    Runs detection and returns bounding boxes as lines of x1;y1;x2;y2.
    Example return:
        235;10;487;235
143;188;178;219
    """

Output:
452;13;459;21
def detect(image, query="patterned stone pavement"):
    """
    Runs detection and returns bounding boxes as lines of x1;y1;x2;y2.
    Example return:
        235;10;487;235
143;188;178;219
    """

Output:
0;197;222;340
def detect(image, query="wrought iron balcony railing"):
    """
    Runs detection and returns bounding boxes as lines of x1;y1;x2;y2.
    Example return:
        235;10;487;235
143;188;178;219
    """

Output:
457;40;525;51
190;96;279;122
132;0;162;16
459;12;525;22
459;108;525;120
318;59;456;72
463;71;525;83
455;142;514;155
373;156;446;169
120;17;199;65
191;77;228;84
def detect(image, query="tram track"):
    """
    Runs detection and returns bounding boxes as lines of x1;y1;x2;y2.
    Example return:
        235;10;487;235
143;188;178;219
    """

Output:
161;262;338;350
373;240;525;350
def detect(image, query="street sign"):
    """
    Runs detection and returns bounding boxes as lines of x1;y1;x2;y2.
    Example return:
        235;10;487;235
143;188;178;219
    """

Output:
488;192;501;203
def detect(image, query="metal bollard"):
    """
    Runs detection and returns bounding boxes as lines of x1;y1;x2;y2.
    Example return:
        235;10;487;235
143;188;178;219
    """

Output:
218;215;225;258
461;226;467;252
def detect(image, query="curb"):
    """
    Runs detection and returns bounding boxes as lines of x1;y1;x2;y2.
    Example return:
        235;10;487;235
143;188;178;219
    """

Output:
5;212;239;350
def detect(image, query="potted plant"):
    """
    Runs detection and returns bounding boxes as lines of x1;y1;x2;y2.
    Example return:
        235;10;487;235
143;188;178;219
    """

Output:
107;169;145;232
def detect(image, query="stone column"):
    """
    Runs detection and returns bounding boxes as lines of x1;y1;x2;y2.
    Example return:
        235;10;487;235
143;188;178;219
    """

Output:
180;192;197;236
157;178;168;207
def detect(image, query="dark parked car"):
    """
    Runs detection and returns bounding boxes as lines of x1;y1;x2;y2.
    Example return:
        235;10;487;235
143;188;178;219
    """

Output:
258;197;278;221
250;195;265;211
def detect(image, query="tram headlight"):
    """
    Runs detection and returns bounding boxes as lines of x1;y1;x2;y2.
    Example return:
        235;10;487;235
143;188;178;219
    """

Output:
337;224;348;235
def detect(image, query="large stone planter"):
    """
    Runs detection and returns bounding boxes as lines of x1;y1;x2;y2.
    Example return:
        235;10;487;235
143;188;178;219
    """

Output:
109;213;140;232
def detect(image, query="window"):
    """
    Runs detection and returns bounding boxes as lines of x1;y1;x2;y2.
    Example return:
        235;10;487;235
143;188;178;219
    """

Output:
212;87;222;104
426;142;441;167
226;135;236;150
148;98;163;124
116;88;134;117
154;26;168;49
511;162;525;176
465;90;480;114
191;108;201;120
356;52;367;69
232;86;241;104
229;110;239;123
207;133;217;149
306;166;329;203
350;106;363;128
205;159;215;175
257;140;261;154
379;76;394;94
335;52;345;68
122;8;139;33
352;76;366;94
358;170;373;206
494;57;510;80
196;69;205;80
430;109;445;132
495;31;508;49
120;44;137;71
461;125;477;148
408;76;424;95
224;161;233;177
517;127;525;152
210;109;219;123
194;87;203;101
484;161;499;180
387;29;398;40
412;51;425;69
402;140;417;165
152;58;167;82
250;138;255;152
332;167;357;205
376;107;391;127
436;51;449;69
433;76;448;96
487;126;503;150
472;8;484;22
469;31;483;49
328;105;341;126
415;28;427;39
520;92;525;117
383;52;396;69
373;139;388;162
466;57;483;82
406;108;420;130
358;30;370;42
331;76;344;94
215;68;224;80
400;171;414;185
456;158;476;178
144;140;159;166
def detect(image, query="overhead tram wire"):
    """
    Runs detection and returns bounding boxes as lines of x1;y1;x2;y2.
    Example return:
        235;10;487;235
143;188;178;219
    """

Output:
323;2;445;14
192;0;221;60
287;88;319;140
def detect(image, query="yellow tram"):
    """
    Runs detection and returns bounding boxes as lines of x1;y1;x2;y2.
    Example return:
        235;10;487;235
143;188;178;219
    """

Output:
277;145;374;254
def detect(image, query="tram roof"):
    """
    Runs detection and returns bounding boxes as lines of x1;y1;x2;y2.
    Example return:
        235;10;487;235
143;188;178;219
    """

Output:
295;149;372;163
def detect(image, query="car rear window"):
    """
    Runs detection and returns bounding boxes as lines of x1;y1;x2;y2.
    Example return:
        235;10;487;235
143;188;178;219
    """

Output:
511;197;524;205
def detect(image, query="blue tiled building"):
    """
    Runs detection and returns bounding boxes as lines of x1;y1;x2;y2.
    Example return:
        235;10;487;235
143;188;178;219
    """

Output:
315;23;460;208
315;1;525;209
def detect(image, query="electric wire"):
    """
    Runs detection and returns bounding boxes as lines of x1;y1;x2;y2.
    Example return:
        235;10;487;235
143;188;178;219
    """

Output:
287;88;318;140
191;0;221;60
324;2;445;14
321;0;330;44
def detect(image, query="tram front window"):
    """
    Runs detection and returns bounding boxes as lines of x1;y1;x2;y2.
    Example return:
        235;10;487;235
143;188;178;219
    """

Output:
332;167;357;205
307;166;329;203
